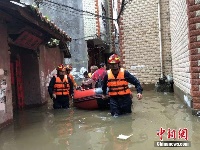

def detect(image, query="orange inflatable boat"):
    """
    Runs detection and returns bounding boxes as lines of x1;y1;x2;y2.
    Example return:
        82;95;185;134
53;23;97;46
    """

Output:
73;88;110;110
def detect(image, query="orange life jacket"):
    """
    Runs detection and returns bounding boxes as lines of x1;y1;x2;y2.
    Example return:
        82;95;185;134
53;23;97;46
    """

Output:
53;75;70;95
107;68;131;96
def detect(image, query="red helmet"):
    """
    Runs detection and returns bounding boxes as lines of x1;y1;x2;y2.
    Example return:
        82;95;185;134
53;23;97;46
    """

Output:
66;64;72;71
56;64;66;71
108;54;120;64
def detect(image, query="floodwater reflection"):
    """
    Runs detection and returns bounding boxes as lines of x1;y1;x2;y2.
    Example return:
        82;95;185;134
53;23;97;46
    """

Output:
0;91;200;150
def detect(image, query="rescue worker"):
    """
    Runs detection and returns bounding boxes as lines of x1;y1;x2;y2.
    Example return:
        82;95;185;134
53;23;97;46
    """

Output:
48;64;73;109
102;54;143;117
65;64;77;89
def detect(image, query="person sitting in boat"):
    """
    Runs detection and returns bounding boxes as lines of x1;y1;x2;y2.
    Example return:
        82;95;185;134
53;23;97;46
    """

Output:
81;63;106;88
66;64;77;89
102;54;143;117
48;64;73;109
91;63;107;88
81;71;95;89
88;65;98;78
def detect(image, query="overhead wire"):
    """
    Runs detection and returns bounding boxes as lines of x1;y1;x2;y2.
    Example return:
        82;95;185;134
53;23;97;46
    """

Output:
33;0;129;57
38;0;127;44
40;2;97;20
40;2;97;31
40;2;112;41
44;0;116;21
37;0;130;23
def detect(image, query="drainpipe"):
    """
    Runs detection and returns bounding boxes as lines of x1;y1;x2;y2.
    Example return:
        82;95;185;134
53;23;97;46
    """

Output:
158;0;163;78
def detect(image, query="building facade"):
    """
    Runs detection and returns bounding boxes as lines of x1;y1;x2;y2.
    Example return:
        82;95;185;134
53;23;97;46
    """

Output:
0;1;71;128
118;0;172;85
83;0;113;69
117;0;200;114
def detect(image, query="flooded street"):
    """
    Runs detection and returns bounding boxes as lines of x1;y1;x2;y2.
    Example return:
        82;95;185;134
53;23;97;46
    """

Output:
0;90;200;150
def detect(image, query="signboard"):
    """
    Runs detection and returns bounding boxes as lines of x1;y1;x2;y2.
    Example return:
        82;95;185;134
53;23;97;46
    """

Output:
14;31;43;50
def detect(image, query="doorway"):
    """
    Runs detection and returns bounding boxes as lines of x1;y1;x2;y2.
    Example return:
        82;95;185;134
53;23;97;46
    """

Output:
10;46;41;110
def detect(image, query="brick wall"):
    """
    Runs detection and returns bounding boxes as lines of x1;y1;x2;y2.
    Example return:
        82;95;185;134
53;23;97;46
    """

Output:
82;0;96;40
168;0;200;112
169;0;190;94
160;0;172;76
108;0;115;51
95;0;101;37
187;0;200;110
120;0;172;85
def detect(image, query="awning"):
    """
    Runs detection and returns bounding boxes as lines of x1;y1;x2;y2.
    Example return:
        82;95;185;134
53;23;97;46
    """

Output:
87;38;109;50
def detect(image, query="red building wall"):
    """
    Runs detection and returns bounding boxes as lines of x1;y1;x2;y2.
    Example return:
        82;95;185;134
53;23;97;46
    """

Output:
39;45;63;103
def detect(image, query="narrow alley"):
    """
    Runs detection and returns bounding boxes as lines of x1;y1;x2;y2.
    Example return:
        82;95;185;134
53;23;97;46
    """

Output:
1;0;200;149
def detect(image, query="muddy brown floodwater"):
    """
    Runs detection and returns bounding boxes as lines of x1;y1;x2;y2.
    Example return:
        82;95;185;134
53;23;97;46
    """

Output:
0;90;200;150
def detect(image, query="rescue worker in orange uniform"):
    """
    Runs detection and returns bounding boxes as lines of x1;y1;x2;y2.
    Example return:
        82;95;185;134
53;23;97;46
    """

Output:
65;64;77;89
48;64;73;109
102;54;143;117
